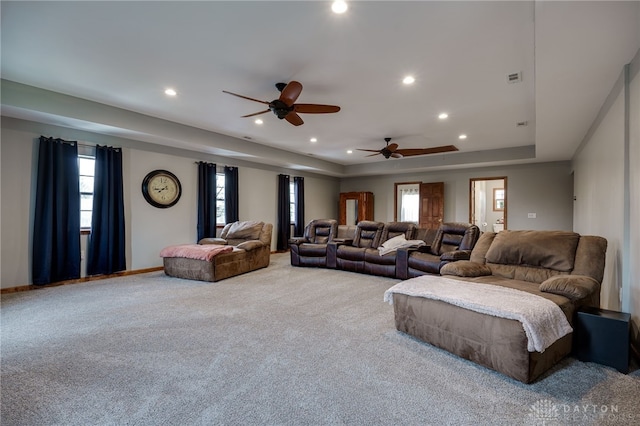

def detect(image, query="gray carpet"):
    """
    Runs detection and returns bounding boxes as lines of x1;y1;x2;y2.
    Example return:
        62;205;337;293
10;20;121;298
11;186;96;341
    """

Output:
2;253;639;426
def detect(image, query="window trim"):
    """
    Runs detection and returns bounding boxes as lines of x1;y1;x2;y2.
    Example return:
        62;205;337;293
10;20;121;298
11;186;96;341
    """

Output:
79;154;95;232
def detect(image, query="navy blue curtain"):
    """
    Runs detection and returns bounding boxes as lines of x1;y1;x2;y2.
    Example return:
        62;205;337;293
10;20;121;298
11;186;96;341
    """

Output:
197;162;217;240
87;145;126;276
224;166;239;223
294;176;305;236
276;174;290;250
32;136;81;285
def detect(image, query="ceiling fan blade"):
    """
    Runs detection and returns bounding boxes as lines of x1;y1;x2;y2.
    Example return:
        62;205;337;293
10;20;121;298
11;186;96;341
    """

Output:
222;90;270;105
356;148;383;153
390;152;404;158
241;109;270;118
279;81;303;107
285;112;304;126
293;104;341;114
395;145;459;157
365;153;381;157
387;143;399;152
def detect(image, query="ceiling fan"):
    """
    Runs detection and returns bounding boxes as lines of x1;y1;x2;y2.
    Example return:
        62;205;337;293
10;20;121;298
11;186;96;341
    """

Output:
358;138;459;159
222;81;340;126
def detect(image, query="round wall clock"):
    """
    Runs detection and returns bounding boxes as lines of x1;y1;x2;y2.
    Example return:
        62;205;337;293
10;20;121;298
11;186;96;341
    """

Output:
141;169;182;208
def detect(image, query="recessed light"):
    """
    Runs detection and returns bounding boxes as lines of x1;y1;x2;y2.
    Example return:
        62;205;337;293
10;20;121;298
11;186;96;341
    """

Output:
438;113;449;119
458;134;467;140
310;137;317;143
164;88;177;96
332;0;348;14
402;76;415;85
255;119;263;125
347;150;353;154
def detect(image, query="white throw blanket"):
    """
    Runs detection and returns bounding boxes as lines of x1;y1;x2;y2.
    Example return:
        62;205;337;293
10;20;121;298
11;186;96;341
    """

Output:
384;276;573;353
377;234;426;256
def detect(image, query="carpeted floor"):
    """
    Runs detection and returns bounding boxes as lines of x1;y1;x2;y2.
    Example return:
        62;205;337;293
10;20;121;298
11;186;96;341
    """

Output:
2;253;639;426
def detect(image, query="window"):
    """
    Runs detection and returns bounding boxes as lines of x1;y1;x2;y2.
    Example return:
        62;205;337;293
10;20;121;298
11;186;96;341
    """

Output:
79;155;95;229
289;181;296;223
395;182;420;222
216;172;225;225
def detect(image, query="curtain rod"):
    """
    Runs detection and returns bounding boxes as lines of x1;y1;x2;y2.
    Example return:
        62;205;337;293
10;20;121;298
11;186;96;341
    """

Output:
40;137;118;149
194;162;237;168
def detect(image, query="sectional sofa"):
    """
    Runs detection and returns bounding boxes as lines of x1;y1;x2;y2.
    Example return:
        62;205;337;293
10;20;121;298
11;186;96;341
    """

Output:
385;230;608;383
289;219;479;279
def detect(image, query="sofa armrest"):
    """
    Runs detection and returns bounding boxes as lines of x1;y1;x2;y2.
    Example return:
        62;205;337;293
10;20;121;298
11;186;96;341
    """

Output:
236;240;264;251
440;249;472;262
326;241;341;269
440;260;492;277
199;238;227;245
539;275;600;301
395;247;413;280
288;237;309;245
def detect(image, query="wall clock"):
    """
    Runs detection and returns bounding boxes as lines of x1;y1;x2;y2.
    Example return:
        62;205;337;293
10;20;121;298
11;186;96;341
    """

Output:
141;169;182;208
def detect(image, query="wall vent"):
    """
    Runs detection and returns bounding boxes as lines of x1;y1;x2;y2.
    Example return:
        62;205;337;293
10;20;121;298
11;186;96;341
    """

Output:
507;72;522;84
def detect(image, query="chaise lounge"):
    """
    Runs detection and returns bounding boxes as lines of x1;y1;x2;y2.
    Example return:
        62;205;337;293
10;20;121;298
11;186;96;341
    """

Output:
385;230;607;383
161;221;272;282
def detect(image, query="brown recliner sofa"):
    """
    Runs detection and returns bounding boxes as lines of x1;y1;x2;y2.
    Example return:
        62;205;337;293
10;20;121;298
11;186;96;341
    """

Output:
289;219;338;267
327;221;385;272
162;221;272;282
362;222;417;277
388;230;608;383
396;222;480;279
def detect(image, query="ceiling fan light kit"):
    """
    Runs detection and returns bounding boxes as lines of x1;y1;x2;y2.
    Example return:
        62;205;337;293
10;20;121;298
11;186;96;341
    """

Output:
223;81;340;127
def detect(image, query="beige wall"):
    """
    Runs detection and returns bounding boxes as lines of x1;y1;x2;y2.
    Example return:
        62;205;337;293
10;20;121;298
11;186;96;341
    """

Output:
0;118;340;288
628;48;640;348
573;48;640;348
340;161;574;231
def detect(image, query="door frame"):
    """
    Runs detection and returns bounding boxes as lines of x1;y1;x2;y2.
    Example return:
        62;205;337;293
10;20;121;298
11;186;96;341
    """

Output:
469;176;507;231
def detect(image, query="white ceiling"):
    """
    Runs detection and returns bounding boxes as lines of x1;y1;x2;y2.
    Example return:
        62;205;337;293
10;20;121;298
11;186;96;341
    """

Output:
1;1;638;177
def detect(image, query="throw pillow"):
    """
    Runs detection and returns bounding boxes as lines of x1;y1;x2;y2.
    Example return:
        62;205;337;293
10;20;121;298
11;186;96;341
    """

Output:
440;260;492;277
226;221;264;240
237;241;263;251
539;275;599;300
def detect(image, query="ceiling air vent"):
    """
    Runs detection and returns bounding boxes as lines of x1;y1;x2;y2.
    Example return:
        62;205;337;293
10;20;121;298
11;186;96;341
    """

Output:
516;121;528;127
507;72;522;84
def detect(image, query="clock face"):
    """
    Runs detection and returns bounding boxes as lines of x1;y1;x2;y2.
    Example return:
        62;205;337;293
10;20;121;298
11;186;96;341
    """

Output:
142;170;182;208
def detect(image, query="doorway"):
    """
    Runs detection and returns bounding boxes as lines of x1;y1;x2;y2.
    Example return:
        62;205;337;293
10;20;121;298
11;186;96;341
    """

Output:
395;181;444;229
469;177;507;232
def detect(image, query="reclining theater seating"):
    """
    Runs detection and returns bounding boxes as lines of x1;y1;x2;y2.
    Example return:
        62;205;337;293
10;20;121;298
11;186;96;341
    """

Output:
327;220;385;272
163;221;272;282
362;221;417;277
396;222;480;279
289;219;338;267
391;230;608;383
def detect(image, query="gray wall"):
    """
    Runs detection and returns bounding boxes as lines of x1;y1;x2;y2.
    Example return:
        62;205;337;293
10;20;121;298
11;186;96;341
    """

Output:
573;48;640;346
0;117;340;289
340;161;574;231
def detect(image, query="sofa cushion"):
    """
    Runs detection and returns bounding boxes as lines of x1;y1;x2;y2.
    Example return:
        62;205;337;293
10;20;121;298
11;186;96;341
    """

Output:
485;230;580;272
469;232;496;264
539;275;599;301
198;238;227;245
441;260;492;277
236;240;264;251
226;221;264;240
